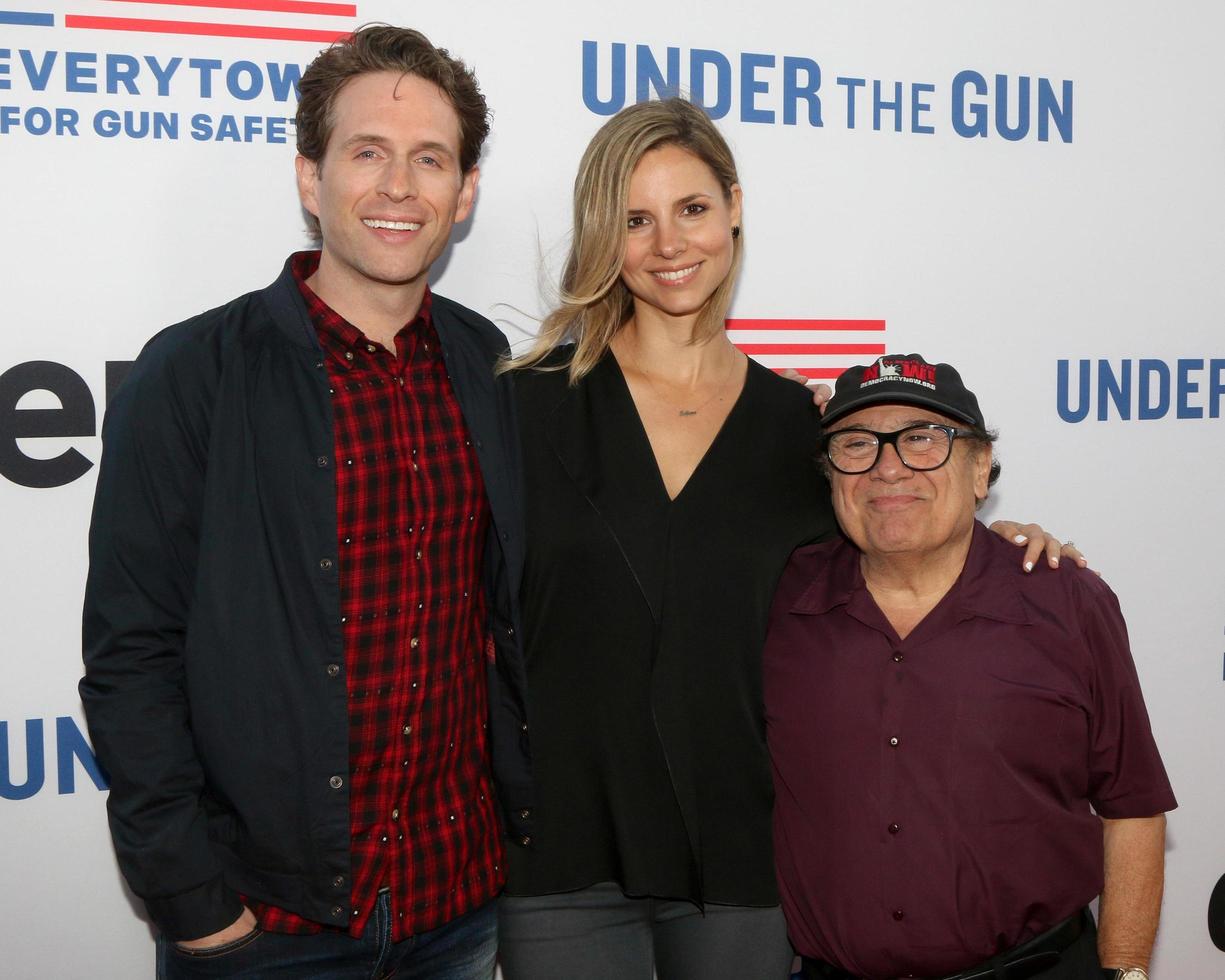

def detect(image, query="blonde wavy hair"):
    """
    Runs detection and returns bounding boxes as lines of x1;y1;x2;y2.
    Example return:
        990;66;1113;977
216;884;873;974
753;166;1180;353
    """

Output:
502;98;743;383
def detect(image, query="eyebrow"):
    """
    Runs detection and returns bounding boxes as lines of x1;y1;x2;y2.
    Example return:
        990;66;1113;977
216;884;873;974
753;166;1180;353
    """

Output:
413;140;457;158
337;135;456;158
829;419;952;433
339;133;388;149
626;192;713;215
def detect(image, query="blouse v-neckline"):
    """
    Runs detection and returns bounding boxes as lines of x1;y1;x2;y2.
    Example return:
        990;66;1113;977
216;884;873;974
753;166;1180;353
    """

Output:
606;351;755;505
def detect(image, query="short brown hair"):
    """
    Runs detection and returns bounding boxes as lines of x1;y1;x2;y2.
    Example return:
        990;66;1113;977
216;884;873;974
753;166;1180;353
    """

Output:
296;24;490;231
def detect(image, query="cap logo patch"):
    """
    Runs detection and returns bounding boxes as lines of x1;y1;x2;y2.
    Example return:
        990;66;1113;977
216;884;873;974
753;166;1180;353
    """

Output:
859;356;936;390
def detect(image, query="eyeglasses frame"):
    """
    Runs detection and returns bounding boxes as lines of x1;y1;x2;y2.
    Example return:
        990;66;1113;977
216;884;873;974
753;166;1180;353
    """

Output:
821;422;979;475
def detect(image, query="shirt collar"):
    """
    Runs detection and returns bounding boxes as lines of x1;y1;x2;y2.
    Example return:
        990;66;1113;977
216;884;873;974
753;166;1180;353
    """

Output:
791;520;1031;628
952;520;1032;626
790;535;862;616
289;250;434;371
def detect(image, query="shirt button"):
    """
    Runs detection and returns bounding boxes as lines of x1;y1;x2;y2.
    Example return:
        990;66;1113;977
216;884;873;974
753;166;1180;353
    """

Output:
888;823;900;835
332;875;345;888
331;906;344;918
343;351;354;362
410;637;419;649
506;626;515;637
892;651;904;663
415;550;422;560
518;835;532;847
319;557;333;570
366;343;376;353
326;663;340;678
392;809;399;820
402;725;412;735
518;808;532;820
889;736;900;747
520;723;529;733
892;908;905;921
329;775;344;789
316;455;329;468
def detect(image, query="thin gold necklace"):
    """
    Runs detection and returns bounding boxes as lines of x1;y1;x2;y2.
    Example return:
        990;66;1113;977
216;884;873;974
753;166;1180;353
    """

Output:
623;339;742;417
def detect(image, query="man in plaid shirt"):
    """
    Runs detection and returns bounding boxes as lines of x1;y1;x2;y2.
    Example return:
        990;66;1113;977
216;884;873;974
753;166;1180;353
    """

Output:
81;25;531;978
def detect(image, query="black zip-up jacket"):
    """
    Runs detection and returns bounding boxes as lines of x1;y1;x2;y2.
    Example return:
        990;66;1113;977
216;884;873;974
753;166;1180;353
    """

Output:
80;258;532;941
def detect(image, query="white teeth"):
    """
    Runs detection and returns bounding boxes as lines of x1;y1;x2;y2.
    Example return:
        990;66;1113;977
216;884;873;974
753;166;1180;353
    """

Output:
364;219;421;231
653;264;699;281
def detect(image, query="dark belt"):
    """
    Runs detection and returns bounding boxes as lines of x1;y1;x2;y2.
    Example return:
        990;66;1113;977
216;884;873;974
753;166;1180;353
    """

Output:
801;908;1089;980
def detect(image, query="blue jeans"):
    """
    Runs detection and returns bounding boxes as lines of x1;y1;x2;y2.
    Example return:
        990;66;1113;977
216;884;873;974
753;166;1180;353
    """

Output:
156;893;496;980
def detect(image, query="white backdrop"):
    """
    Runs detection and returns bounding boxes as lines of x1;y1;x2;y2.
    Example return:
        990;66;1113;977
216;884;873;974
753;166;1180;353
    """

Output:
1;1;1222;976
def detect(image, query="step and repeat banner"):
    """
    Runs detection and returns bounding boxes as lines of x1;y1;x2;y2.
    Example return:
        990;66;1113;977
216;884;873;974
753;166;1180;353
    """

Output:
1;1;1222;976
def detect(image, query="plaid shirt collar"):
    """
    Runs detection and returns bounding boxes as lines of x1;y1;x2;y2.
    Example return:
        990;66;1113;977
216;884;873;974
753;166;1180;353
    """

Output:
289;250;435;371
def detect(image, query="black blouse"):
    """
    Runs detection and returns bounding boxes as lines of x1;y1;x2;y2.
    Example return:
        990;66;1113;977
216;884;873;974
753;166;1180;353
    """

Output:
506;350;837;906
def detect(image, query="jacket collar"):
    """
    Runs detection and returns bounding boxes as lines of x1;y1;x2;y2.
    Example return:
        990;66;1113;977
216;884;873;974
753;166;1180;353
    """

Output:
260;253;323;351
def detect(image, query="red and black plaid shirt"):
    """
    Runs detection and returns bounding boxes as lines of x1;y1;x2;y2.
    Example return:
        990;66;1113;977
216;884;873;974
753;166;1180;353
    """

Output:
247;252;503;939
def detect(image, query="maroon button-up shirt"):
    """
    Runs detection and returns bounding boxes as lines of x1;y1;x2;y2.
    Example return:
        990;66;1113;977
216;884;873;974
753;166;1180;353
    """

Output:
246;252;503;940
765;520;1175;980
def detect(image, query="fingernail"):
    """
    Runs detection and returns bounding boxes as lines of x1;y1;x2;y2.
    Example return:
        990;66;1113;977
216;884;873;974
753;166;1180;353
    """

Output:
1013;535;1028;544
1024;561;1034;572
1050;556;1060;566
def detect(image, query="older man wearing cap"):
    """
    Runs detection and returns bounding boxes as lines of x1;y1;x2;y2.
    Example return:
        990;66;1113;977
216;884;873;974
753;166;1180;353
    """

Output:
763;354;1176;980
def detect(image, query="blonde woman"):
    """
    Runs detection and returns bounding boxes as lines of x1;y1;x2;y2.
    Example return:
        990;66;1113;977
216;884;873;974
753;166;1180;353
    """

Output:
497;98;1071;980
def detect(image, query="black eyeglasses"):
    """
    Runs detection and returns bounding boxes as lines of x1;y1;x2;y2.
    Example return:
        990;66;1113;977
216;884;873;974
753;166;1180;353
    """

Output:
823;423;975;475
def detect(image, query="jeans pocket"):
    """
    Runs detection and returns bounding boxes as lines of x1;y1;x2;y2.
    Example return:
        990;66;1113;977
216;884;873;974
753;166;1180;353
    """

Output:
172;928;263;960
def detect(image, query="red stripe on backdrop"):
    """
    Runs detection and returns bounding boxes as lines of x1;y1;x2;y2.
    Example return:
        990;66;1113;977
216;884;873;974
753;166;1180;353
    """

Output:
727;319;886;331
101;0;356;15
735;343;886;356
65;14;349;40
769;367;846;379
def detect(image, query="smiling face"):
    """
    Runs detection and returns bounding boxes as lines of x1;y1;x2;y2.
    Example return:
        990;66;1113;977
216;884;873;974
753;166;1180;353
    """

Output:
829;404;992;561
619;143;741;326
295;70;477;311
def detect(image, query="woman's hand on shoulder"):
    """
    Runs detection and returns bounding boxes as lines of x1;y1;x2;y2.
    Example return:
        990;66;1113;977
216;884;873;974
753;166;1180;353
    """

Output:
989;521;1092;574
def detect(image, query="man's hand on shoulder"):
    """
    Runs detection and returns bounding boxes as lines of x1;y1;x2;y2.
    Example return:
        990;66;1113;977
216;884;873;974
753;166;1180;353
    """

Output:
176;906;258;951
779;368;833;411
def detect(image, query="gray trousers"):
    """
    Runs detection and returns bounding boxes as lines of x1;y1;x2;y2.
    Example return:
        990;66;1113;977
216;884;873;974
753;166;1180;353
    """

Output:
498;881;795;980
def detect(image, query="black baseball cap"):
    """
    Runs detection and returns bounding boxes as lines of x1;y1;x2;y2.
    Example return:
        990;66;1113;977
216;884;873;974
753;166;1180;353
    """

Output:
822;354;985;429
